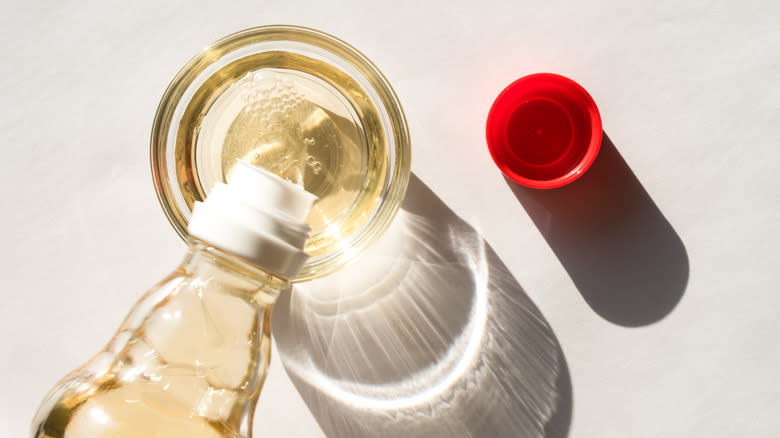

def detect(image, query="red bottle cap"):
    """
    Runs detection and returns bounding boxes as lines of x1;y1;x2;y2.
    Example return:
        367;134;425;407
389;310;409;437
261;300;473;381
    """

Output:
486;73;602;189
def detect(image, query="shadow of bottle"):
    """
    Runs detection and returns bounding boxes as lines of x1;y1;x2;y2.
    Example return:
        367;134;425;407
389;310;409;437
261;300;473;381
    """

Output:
273;174;571;438
507;133;689;327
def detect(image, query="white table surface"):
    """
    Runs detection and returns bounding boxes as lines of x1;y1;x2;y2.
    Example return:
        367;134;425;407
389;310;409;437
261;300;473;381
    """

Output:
1;1;778;437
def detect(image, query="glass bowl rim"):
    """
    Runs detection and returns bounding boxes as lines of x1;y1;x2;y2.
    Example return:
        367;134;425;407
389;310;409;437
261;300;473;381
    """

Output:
150;24;411;282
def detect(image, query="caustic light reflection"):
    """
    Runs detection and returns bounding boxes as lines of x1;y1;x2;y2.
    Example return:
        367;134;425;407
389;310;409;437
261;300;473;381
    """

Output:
274;183;569;438
284;213;488;412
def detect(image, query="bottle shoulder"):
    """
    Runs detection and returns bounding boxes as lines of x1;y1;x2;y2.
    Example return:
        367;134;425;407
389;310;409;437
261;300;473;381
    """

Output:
32;261;279;438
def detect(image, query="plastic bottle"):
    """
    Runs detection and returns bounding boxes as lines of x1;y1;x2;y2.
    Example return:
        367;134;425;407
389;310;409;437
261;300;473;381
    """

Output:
31;161;316;438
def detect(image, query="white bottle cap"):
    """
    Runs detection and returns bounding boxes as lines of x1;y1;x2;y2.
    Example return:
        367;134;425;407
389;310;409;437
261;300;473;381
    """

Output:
187;160;317;280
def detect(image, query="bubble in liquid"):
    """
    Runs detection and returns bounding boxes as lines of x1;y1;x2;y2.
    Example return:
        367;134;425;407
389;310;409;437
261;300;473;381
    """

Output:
304;138;316;147
306;155;323;175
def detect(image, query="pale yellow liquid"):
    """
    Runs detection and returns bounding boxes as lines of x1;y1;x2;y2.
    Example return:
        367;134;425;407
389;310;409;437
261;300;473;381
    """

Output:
32;249;283;438
174;52;388;258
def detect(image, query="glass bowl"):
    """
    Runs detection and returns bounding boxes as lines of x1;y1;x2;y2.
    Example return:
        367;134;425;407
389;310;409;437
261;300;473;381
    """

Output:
151;25;411;282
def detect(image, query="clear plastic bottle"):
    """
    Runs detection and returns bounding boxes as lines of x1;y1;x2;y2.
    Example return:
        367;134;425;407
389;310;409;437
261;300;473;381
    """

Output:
32;161;316;438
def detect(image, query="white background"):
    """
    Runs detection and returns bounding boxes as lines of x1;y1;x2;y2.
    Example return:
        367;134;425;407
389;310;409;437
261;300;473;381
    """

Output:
1;1;778;437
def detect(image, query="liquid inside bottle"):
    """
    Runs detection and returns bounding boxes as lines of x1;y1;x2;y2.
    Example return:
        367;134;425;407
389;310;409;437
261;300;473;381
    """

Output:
33;106;316;438
32;244;289;438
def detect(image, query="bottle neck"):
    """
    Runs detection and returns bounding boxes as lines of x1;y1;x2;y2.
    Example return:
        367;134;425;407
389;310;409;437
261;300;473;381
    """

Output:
184;238;290;304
